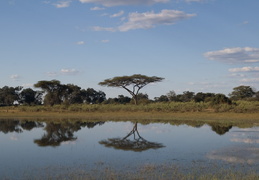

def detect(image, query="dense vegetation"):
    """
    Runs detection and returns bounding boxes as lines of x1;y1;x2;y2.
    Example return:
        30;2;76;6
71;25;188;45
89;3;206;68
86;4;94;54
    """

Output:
0;80;259;114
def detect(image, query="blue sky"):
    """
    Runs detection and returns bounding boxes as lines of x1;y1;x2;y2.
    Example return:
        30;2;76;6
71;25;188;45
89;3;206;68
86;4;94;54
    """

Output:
1;0;259;99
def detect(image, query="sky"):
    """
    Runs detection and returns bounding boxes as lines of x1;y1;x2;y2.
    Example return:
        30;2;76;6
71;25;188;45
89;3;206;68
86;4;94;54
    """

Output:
1;0;259;99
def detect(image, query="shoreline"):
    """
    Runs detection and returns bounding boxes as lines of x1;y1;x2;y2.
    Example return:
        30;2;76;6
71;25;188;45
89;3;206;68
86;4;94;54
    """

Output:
1;111;259;125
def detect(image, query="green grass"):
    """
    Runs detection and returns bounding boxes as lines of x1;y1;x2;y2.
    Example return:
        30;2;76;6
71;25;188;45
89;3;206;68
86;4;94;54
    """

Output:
2;101;259;113
0;101;259;126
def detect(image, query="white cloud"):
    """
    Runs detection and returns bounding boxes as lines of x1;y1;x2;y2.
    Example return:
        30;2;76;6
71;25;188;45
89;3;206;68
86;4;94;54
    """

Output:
42;1;51;4
229;67;259;73
101;39;110;43
76;41;85;45
60;68;79;75
242;21;249;25
79;0;169;7
240;78;259;83
207;147;259;164
204;47;259;64
231;138;259;144
229;73;246;78
185;0;204;2
110;10;124;18
90;6;105;10
93;9;196;32
119;10;196;31
53;0;71;8
46;72;59;77
10;135;18;141
92;26;116;32
22;83;34;88
10;74;21;81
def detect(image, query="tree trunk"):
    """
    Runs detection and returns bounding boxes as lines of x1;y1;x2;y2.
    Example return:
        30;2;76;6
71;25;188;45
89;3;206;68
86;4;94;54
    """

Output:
133;95;138;105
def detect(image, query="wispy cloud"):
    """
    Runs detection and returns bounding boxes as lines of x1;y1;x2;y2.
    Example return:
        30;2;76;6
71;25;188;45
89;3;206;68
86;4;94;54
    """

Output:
242;21;249;25
10;74;21;81
110;10;124;18
90;6;105;10
207;147;259;164
240;78;259;83
204;47;259;64
93;9;196;32
76;41;85;45
60;68;80;75
229;67;259;73
46;68;80;77
231;138;259;144
184;0;205;2
53;0;71;8
10;135;19;141
101;39;110;43
46;72;59;77
229;73;246;78
22;83;34;88
92;26;116;32
79;0;169;7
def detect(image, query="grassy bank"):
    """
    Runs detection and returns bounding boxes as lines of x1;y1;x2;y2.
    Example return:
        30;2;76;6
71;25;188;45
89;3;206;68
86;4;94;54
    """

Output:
0;105;259;127
2;101;259;113
0;102;259;126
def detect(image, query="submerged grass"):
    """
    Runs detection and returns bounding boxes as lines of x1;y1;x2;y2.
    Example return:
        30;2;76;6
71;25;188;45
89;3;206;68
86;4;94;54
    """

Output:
18;163;259;180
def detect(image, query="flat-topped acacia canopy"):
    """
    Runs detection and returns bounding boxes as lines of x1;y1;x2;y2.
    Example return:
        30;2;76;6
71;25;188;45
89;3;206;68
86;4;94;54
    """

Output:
99;74;164;105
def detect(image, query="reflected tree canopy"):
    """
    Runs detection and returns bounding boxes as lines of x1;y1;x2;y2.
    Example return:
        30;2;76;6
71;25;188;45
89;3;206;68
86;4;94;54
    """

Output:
99;122;164;152
34;121;104;147
168;121;233;135
0;120;43;134
209;123;233;135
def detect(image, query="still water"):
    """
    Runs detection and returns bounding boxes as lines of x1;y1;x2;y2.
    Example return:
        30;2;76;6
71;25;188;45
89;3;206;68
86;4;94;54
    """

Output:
0;119;259;179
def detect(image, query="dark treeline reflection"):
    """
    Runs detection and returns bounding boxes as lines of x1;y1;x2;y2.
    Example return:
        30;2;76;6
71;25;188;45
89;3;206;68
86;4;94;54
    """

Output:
209;123;232;135
0;120;104;147
0;120;44;134
34;121;105;147
0;119;243;148
99;122;165;152
166;121;233;135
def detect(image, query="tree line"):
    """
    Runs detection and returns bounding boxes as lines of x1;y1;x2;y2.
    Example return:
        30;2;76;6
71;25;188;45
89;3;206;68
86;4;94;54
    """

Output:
0;80;106;106
0;75;259;106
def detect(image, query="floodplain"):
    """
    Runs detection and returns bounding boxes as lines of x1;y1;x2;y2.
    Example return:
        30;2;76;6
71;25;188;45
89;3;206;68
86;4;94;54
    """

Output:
1;103;259;179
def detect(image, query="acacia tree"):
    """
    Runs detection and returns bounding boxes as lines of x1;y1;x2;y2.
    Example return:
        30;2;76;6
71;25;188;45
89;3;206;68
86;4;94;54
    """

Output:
34;80;64;106
99;74;164;105
229;85;255;100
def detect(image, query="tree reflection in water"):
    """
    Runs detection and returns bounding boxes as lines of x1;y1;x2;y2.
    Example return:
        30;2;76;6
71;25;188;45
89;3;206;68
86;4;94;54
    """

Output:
99;122;164;152
209;123;233;135
34;121;104;147
0;120;44;134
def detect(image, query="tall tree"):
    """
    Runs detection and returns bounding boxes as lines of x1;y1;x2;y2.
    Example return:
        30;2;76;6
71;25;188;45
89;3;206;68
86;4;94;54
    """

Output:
34;80;64;106
229;85;255;100
99;74;164;105
179;91;195;102
0;86;22;106
83;88;106;104
19;88;43;105
167;90;177;101
62;84;84;104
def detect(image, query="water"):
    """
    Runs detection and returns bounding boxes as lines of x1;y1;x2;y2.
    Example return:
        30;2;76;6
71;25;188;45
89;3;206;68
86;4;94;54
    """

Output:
0;119;259;179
